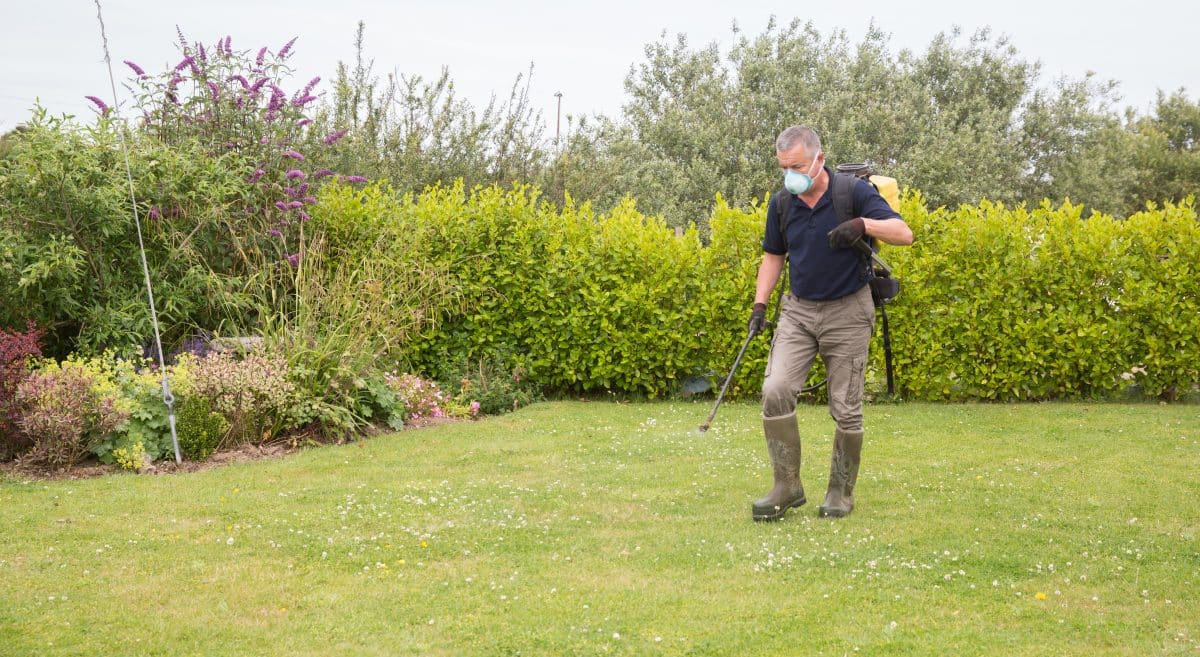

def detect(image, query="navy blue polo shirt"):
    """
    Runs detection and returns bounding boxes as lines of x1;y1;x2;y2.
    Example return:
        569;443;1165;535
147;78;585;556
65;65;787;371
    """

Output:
763;167;901;300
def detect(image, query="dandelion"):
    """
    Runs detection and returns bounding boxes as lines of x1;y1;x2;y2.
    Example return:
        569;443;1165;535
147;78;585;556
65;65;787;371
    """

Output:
283;150;305;161
84;95;111;115
323;128;349;145
1035;592;1047;600
124;60;146;77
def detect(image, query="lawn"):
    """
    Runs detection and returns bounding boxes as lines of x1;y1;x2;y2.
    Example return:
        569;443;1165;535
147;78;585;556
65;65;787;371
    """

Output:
1;401;1197;656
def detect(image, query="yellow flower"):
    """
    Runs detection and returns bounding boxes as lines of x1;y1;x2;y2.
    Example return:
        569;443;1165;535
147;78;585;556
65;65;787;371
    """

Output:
1035;592;1047;600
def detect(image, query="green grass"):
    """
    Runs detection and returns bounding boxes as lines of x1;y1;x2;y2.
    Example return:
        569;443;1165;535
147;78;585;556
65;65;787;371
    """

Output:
2;401;1198;656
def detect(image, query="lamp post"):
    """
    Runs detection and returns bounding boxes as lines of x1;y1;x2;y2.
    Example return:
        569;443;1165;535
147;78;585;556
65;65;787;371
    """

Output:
554;91;562;148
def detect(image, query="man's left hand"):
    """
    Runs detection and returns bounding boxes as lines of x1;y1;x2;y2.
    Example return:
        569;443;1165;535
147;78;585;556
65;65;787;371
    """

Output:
828;218;866;249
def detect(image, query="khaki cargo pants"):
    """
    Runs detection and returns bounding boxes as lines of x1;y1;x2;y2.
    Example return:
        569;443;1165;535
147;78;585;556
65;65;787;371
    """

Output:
762;285;875;432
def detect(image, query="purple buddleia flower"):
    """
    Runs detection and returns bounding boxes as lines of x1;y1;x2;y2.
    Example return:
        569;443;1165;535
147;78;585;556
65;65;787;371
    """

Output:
264;109;277;122
168;75;183;88
278;219;290;227
284;187;297;198
223;36;232;56
124;60;146;77
296;118;312;128
323;128;349;145
277;37;298;59
148;207;162;221
274;201;288;210
197;43;207;63
312;169;333;179
255;46;267;67
268;87;285;112
297;210;311;223
291;95;317;107
235;97;244;109
208;81;220;102
301;196;317;204
229;75;249;88
269;229;283;238
285;169;306;180
174;55;194;72
249;77;268;93
285;253;301;268
283;150;304;161
345;176;369;184
297;183;309;195
84;95;111;115
176;26;189;49
301;76;321;97
286;201;304;210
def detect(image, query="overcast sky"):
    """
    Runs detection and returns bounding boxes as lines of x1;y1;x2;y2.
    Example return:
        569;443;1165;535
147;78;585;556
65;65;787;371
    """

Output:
1;0;1197;136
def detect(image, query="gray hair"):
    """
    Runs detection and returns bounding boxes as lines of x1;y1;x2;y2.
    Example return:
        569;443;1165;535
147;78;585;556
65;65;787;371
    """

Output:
775;126;822;154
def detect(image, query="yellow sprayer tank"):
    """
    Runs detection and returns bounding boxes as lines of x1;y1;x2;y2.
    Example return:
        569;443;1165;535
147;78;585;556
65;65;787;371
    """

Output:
869;175;901;213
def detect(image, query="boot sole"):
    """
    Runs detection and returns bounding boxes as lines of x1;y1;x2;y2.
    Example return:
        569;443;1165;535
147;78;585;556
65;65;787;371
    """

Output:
818;505;852;518
751;496;807;522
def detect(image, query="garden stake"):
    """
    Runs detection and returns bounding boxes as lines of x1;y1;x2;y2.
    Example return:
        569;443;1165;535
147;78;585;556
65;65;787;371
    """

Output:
698;331;755;433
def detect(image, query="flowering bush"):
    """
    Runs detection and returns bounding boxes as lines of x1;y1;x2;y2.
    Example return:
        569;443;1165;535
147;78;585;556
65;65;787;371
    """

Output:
189;348;295;443
0;322;43;458
13;360;128;468
385;374;450;421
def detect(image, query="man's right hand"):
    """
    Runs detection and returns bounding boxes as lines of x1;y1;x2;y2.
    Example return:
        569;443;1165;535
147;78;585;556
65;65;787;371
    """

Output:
747;302;767;338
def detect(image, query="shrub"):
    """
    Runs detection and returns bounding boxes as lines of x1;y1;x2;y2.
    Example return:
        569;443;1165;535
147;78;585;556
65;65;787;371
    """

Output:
0;322;43;458
13;360;127;467
385;374;451;422
444;355;540;416
188;348;295;443
175;395;230;461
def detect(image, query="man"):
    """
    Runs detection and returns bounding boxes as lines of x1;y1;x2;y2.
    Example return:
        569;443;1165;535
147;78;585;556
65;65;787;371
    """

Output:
748;126;913;521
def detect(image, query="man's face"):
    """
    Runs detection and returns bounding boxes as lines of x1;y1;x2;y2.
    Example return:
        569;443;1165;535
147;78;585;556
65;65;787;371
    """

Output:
776;144;822;176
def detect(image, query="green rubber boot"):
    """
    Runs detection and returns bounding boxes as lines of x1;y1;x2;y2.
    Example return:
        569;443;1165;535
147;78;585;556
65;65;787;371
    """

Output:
752;413;806;521
819;429;863;518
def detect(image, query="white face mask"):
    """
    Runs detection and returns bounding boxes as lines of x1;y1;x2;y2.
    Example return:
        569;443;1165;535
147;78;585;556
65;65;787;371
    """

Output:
783;155;821;195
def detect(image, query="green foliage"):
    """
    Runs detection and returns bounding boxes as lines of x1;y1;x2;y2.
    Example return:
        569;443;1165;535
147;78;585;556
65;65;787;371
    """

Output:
12;359;128;467
175;395;230;461
307;22;547;195
441;354;541;416
881;195;1199;400
187;348;295;444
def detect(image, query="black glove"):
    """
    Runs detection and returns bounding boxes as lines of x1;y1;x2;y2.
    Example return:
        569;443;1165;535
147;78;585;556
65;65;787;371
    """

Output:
747;302;767;338
828;217;866;249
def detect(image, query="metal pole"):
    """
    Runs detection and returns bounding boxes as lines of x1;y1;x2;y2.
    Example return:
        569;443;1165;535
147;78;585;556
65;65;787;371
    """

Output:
554;91;562;147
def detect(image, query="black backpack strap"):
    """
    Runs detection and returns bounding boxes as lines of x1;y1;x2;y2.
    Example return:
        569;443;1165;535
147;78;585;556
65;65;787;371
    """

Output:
771;189;790;247
830;172;858;225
